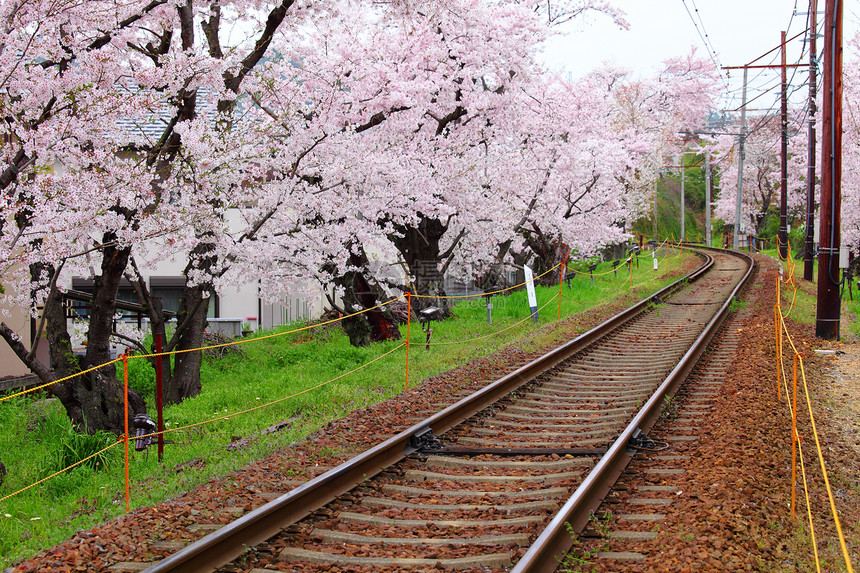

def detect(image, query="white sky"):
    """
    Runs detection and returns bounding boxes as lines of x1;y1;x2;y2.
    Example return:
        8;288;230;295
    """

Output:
540;0;859;111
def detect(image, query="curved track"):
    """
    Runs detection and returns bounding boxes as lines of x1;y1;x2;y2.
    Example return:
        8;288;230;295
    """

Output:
136;247;752;573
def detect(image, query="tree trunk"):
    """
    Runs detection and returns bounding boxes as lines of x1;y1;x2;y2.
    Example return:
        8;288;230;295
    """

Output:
80;239;129;378
390;216;451;315
334;247;401;347
1;258;146;434
169;279;210;402
522;225;563;286
162;241;215;403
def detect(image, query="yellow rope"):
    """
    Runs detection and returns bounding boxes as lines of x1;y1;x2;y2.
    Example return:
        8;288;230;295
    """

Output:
158;343;405;436
0;296;406;402
0;358;123;402
425;292;559;346
777;303;854;571
134;295;407;359
778;344;821;571
411;262;562;299
0;441;122;504
0;344;405;506
798;357;855;572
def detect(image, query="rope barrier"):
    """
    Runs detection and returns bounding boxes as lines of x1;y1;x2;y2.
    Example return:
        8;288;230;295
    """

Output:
1;256;633;405
777;345;821;571
0;296;407;403
425;292;560;347
0;344;406;507
775;271;854;572
133;295;408;359
0;441;122;505
1;247;683;514
0;357;124;403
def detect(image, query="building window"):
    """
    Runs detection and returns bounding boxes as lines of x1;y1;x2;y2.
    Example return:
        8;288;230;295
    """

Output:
149;277;218;318
71;277;137;317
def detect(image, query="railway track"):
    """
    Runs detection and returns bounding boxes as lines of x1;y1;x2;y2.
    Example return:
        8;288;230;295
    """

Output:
126;246;752;573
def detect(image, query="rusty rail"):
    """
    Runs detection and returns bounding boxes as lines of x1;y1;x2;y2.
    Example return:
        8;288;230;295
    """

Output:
512;246;754;572
145;248;718;573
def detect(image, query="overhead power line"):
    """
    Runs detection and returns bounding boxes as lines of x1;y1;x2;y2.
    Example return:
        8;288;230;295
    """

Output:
680;0;727;86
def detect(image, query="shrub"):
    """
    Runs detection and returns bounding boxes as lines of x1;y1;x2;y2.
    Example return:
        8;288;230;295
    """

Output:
46;424;119;476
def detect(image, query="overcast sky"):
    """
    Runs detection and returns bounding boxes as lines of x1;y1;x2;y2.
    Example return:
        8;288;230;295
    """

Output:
540;0;858;110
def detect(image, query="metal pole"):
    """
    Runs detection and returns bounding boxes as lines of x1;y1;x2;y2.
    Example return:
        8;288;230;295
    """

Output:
804;0;818;281
705;152;712;247
680;154;685;242
816;0;842;340
734;67;748;250
652;179;658;242
779;31;790;260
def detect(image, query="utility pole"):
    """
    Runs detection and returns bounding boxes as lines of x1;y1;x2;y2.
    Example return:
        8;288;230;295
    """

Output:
680;153;685;242
734;67;748;250
652;179;658;242
724;35;807;252
705;152;712;246
804;0;818;281
816;0;842;340
779;31;789;259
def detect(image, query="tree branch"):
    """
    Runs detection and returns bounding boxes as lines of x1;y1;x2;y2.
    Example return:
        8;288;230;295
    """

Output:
0;322;55;384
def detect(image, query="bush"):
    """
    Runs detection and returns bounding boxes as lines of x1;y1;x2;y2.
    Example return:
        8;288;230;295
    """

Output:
125;357;156;405
46;423;119;476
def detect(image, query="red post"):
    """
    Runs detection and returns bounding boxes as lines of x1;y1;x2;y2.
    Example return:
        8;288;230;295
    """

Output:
154;333;164;461
557;262;564;321
122;353;130;513
405;292;411;391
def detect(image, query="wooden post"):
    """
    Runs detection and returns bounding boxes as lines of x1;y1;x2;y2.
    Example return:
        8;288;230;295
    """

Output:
816;0;843;340
779;30;789;260
557;262;564;321
804;0;819;280
405;293;411;391
154;333;164;461
123;353;131;513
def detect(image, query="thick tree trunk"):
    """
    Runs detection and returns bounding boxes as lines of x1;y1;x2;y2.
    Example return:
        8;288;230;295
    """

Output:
334;247;401;347
522;226;563;286
390;216;451;315
81;240;128;378
57;245;147;433
160;241;215;403
1;258;146;434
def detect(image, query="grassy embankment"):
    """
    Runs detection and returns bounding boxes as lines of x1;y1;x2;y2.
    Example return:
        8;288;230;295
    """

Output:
0;249;695;566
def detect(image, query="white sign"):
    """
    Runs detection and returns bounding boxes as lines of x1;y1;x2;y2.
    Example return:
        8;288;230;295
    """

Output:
524;265;539;322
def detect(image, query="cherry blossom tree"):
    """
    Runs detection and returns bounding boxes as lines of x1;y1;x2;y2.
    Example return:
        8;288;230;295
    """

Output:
0;0;300;431
230;0;631;319
840;34;860;252
713;108;811;239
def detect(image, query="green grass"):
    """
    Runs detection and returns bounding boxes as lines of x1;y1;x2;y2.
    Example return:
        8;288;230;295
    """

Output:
0;249;692;567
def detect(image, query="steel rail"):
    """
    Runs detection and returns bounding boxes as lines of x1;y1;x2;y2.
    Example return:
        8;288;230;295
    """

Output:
144;248;714;573
512;247;754;572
